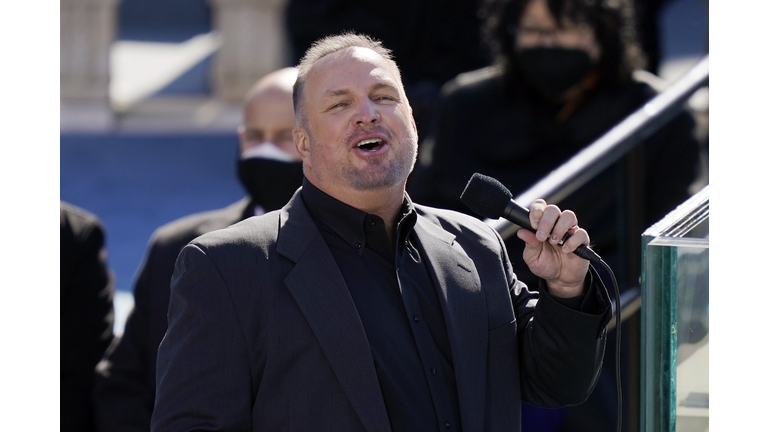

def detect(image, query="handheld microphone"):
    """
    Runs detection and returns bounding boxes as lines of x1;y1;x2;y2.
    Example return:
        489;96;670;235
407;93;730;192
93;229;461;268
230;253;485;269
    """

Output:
460;173;602;263
461;172;624;432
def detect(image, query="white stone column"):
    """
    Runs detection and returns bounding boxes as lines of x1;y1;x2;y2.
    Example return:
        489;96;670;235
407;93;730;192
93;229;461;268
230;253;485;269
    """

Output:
60;0;120;129
207;0;289;101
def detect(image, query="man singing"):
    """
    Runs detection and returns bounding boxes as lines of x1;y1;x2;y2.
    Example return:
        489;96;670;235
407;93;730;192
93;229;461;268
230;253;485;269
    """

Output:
152;32;611;432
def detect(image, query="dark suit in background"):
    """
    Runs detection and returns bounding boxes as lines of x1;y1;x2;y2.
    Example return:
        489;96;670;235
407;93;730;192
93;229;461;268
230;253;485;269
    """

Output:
93;66;303;432
152;189;612;432
92;199;253;431
61;201;115;432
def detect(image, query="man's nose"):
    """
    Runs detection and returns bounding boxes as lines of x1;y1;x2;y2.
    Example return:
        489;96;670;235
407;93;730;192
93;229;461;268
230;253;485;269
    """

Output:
355;100;380;125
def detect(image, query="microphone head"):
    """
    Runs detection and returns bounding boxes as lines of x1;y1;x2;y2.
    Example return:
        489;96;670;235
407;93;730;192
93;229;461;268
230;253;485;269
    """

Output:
460;173;513;219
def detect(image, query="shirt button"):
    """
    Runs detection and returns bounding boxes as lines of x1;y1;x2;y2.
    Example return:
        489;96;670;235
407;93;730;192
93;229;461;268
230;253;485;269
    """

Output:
445;423;450;428
355;243;362;249
413;316;420;322
368;219;376;226
430;367;436;375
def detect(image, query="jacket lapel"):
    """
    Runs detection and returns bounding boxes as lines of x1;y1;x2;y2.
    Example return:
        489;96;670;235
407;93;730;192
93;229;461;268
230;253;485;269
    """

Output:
414;218;488;432
276;192;391;432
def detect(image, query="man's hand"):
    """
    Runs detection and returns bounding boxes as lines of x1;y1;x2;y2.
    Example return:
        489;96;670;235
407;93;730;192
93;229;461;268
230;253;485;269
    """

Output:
516;199;590;298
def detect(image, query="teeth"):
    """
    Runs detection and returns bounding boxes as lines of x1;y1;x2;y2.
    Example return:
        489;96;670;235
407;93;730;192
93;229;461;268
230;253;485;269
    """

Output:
357;139;383;147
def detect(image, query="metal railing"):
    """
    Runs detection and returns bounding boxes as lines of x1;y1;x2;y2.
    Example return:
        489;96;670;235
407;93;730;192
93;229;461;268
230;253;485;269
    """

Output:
486;55;709;323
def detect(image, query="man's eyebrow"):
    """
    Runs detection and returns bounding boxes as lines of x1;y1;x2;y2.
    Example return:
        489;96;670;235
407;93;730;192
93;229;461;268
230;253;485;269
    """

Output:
324;89;352;98
323;82;399;98
370;82;398;93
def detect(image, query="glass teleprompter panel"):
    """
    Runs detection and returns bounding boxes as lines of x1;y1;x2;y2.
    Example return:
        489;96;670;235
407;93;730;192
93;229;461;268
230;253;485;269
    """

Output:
641;186;708;432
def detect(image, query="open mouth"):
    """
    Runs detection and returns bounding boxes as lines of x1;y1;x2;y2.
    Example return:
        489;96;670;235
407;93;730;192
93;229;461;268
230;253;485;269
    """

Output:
356;138;385;152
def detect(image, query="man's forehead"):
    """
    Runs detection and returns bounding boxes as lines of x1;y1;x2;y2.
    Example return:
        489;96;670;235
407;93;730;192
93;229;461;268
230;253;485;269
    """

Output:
307;47;401;91
245;89;292;114
244;89;295;124
250;87;292;105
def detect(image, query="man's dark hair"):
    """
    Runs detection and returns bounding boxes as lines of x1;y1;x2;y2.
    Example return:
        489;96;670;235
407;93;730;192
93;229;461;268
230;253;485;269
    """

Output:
293;32;402;127
480;0;646;87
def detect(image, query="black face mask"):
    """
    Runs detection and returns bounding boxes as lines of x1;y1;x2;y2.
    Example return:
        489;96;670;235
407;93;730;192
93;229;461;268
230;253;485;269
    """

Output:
515;47;593;102
237;158;304;212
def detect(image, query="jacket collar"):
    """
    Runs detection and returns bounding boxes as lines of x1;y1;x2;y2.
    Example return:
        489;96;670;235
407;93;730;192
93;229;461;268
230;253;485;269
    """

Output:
277;188;392;432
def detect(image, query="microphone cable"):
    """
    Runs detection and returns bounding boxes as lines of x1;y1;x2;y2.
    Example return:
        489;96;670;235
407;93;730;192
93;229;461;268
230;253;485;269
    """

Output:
548;237;622;432
592;257;622;432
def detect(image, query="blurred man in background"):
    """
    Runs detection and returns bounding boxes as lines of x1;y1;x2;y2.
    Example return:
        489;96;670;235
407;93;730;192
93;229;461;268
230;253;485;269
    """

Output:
92;67;303;432
61;201;115;432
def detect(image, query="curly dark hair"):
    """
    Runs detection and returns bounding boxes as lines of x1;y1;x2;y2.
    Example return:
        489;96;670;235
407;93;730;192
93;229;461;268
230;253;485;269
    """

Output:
480;0;646;87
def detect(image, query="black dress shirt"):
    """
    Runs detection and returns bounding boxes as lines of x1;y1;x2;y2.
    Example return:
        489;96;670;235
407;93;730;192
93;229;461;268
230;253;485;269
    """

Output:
301;180;461;432
300;179;601;431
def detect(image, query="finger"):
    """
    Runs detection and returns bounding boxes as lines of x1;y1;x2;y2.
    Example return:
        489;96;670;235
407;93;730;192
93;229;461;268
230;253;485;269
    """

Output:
548;210;578;246
536;204;562;243
528;199;547;231
562;226;590;254
516;227;541;249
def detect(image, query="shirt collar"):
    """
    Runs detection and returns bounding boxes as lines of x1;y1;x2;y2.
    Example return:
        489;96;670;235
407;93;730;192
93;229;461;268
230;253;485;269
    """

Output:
300;178;417;252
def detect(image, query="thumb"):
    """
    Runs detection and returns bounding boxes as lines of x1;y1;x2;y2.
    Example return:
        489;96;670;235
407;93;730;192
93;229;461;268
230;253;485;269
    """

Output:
516;229;542;251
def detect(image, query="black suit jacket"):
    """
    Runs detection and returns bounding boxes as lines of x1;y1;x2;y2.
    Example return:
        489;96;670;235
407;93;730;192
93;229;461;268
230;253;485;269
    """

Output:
61;202;115;432
93;198;254;432
152;190;611;432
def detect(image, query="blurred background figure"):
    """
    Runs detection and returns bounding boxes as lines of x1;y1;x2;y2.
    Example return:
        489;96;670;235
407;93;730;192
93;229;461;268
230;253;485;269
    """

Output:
284;0;492;138
632;0;669;75
61;201;115;432
410;0;702;293
92;67;303;432
407;0;705;430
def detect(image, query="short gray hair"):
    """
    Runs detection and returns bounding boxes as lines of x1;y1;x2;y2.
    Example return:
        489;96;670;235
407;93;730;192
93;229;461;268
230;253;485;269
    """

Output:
293;32;402;126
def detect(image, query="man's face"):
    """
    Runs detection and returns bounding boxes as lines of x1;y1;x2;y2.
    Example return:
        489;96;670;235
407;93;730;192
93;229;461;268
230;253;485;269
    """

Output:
239;88;301;161
294;47;418;193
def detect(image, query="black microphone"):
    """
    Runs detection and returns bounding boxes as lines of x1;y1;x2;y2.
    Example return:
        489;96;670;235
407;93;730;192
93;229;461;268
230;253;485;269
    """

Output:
460;173;601;263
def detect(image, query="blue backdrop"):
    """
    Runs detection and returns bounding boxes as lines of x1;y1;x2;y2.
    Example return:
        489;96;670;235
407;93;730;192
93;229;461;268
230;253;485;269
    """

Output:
60;133;246;293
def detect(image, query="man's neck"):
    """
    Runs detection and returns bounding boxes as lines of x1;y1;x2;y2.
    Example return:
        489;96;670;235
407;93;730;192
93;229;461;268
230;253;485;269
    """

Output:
311;180;406;242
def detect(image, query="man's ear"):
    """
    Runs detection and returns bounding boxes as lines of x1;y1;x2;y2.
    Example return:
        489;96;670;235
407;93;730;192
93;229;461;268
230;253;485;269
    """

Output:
294;127;310;160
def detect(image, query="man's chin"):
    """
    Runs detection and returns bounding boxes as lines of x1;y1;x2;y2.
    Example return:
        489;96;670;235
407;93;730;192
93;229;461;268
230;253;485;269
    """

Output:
348;178;400;191
346;170;405;191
